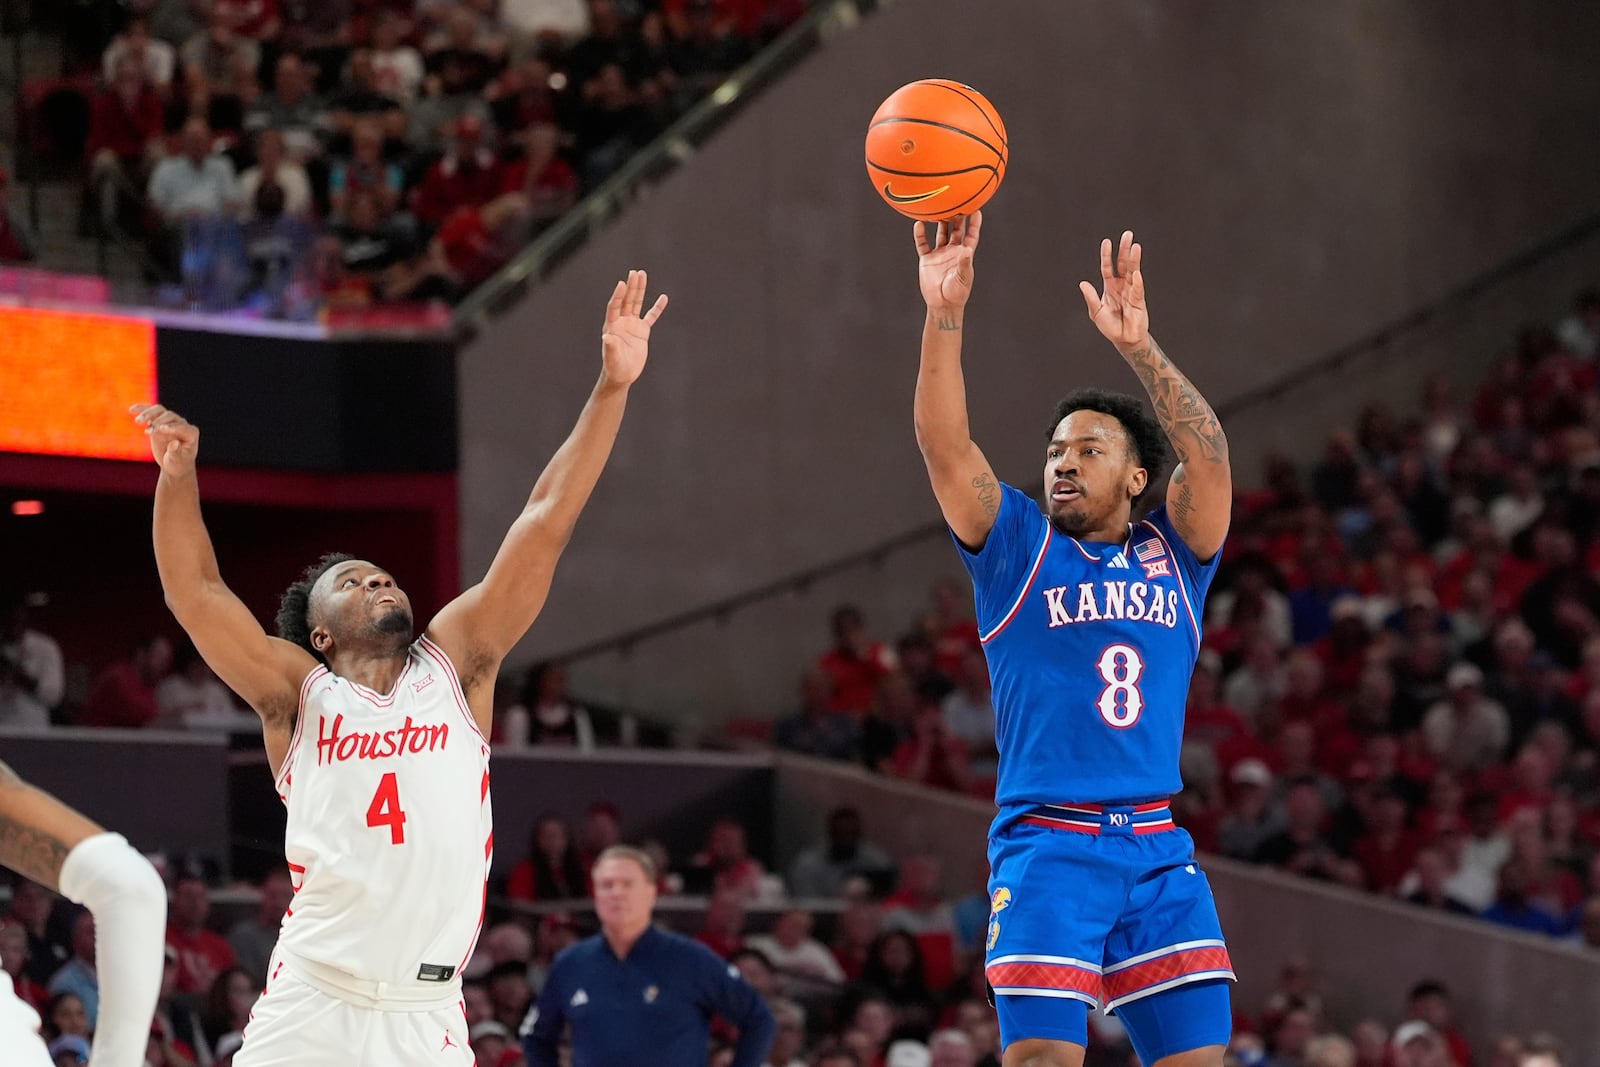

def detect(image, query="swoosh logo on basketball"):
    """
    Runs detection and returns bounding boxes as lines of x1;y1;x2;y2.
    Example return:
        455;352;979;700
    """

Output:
883;183;950;204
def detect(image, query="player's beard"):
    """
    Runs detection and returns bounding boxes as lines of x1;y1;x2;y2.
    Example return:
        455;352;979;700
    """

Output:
1047;499;1094;537
369;606;414;646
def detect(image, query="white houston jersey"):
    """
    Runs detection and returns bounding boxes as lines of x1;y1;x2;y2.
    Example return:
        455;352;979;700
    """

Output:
273;635;492;990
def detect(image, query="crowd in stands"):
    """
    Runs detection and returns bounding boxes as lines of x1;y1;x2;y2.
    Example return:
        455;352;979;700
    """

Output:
0;599;644;744
5;797;1581;1066
16;0;809;315
768;286;1600;955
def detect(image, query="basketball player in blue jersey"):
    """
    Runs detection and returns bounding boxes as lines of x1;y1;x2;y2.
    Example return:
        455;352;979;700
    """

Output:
910;212;1234;1067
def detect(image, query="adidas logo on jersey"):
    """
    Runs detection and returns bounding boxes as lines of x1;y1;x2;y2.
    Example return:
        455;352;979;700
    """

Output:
570;989;589;1007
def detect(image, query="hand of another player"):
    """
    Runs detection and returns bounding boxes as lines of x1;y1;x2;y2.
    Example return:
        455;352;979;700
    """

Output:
130;404;200;476
600;269;669;387
914;211;981;312
1079;229;1150;351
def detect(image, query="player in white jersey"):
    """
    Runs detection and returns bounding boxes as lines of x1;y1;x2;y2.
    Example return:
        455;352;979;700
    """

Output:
0;758;167;1067
132;271;670;1067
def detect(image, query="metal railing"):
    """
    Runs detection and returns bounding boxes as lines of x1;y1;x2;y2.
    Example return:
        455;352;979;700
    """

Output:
451;0;884;340
544;209;1600;665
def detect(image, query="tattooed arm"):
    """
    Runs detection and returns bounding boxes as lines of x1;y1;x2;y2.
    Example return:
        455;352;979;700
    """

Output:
1080;230;1232;560
912;213;1003;549
0;758;101;886
1120;336;1231;558
0;759;168;1067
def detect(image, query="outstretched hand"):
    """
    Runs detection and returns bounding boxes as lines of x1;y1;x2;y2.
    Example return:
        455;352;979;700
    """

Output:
600;270;669;386
914;211;982;312
1079;229;1149;350
130;404;199;476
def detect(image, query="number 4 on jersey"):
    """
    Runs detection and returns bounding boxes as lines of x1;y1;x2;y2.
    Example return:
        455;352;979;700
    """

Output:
366;772;408;844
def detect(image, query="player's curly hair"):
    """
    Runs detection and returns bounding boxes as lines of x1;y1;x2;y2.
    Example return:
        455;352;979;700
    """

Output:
1046;388;1170;502
275;552;356;662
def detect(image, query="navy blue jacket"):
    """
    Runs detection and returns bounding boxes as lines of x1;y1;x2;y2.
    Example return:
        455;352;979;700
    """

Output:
522;926;776;1067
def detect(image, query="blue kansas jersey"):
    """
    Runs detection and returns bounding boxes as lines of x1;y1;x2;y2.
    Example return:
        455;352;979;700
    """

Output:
954;483;1222;822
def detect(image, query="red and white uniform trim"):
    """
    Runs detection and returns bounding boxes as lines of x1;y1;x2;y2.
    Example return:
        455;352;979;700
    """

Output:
986;952;1103;1007
1102;938;1235;1010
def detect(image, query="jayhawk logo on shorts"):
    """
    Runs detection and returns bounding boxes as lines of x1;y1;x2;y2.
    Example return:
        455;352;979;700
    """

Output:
987;886;1012;951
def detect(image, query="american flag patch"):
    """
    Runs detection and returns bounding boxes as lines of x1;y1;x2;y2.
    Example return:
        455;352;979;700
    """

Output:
1133;537;1164;562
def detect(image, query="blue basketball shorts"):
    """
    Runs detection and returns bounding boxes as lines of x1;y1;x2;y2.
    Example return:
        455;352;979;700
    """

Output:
983;801;1235;1056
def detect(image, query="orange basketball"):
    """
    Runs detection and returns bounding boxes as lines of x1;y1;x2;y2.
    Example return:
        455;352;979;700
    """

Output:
865;79;1008;221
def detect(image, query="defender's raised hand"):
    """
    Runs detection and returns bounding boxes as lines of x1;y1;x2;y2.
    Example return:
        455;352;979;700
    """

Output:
130;404;199;476
915;211;982;313
600;270;669;387
1079;229;1149;351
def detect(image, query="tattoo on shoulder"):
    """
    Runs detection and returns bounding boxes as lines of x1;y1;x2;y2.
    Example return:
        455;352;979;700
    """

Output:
972;473;1000;518
936;316;961;332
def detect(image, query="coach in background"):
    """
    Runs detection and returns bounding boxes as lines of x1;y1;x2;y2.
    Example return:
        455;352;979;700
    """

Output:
522;845;776;1067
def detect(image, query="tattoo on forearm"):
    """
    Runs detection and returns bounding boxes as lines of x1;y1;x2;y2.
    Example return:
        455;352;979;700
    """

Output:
972;473;1000;518
936;316;961;332
0;769;71;886
1120;339;1228;465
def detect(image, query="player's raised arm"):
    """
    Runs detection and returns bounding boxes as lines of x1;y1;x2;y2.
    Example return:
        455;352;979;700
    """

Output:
912;212;1003;549
427;271;668;717
1079;230;1232;560
133;405;318;762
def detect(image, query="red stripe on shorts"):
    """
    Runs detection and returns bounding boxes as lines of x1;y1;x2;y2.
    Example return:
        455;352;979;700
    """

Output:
1103;946;1233;1002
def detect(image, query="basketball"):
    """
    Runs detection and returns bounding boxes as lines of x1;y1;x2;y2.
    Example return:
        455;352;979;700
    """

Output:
865;79;1009;221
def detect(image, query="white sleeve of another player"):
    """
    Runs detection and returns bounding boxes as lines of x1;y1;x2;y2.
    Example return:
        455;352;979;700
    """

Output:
58;833;167;1067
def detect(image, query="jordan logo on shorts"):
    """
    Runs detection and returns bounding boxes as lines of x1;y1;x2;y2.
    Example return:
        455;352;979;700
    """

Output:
441;1032;458;1051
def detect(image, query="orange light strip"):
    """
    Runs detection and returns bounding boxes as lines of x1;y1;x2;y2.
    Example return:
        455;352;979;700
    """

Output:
0;307;156;461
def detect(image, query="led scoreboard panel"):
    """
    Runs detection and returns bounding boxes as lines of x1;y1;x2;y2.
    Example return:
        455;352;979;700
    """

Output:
0;306;157;461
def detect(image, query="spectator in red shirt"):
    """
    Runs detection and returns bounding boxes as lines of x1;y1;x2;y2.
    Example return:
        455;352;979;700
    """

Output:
431;191;532;291
0;920;48;1013
817;605;898;716
919;577;980;680
1352;784;1423;893
1403;981;1474;1067
576;801;623;874
86;55;168;228
888;705;972;795
412;113;505;229
506;813;588;901
486;55;563;135
498;122;579;233
693;888;746;960
1497;745;1557;822
686;819;768;901
830;901;882;983
80;633;172;729
167;876;238;998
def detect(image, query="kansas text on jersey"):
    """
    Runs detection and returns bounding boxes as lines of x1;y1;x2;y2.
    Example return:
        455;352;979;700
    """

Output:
955;484;1222;820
